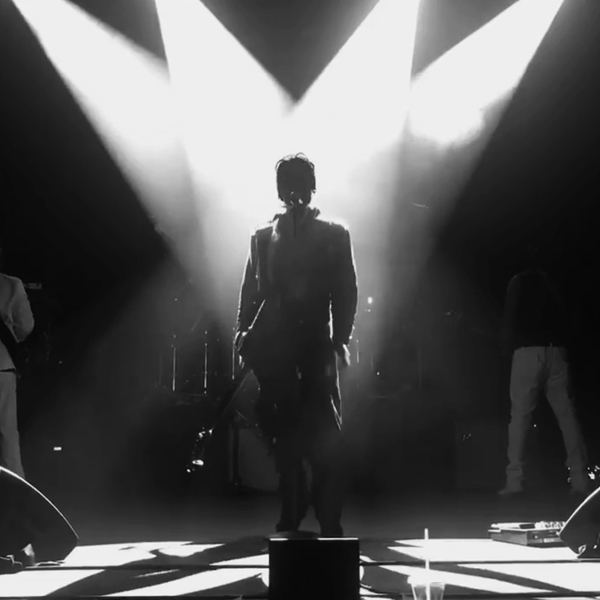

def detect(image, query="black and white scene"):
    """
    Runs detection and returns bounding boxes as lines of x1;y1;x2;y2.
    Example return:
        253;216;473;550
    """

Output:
1;0;600;598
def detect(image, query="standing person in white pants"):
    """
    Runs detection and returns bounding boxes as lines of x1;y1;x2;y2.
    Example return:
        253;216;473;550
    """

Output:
499;248;589;496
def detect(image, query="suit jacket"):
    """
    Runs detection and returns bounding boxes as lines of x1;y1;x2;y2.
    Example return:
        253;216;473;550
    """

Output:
236;205;358;352
235;206;358;427
0;273;35;370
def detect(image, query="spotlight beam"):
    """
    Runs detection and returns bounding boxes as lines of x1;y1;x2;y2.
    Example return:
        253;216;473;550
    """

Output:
390;0;566;319
13;0;205;282
155;0;294;321
281;0;422;225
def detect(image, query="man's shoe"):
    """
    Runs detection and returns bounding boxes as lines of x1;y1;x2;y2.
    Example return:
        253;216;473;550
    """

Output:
14;544;36;568
498;484;524;496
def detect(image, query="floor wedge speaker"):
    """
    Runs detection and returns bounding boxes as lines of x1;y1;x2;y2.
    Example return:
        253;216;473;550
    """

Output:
560;486;600;555
0;467;78;562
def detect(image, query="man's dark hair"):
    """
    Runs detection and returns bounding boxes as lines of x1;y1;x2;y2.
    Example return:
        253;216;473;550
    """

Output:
275;153;316;205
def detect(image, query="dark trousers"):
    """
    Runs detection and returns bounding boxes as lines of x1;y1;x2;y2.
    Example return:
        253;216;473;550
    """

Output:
0;370;25;478
254;341;344;534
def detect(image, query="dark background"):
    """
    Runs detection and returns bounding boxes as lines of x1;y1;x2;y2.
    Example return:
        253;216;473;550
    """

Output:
0;0;599;500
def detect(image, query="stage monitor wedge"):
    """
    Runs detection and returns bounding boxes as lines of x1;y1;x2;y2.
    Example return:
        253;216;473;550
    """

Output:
0;467;78;562
560;485;600;556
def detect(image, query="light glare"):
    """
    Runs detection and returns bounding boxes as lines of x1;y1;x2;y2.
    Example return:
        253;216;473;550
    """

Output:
390;0;567;315
13;0;204;280
408;0;566;148
155;0;292;221
282;0;422;223
155;0;293;321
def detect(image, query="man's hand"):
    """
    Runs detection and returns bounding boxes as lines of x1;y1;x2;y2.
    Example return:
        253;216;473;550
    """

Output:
234;331;253;370
334;342;351;368
235;330;250;356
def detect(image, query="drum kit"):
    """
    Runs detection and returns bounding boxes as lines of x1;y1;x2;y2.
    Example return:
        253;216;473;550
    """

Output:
150;286;268;488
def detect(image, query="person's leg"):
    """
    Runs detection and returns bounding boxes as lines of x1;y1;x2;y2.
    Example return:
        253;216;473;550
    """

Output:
256;374;310;532
501;348;542;494
0;371;34;565
545;347;589;494
274;446;310;532
0;370;25;478
307;428;345;536
299;341;345;535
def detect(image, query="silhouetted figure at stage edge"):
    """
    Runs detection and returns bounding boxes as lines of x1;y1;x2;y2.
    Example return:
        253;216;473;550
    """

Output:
499;246;589;496
0;246;34;477
235;154;358;536
0;245;37;569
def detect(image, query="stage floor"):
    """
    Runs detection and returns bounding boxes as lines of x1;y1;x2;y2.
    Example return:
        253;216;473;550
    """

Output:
1;489;599;598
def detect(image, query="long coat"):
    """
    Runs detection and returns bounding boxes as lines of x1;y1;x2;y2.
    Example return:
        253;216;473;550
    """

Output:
235;205;358;431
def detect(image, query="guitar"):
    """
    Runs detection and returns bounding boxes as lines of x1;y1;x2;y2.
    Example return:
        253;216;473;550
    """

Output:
186;299;267;473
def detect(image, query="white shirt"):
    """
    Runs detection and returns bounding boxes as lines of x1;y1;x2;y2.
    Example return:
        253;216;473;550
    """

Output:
0;273;35;370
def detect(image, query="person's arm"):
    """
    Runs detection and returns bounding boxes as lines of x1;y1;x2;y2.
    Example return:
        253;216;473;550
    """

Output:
11;279;34;343
331;227;358;364
234;235;260;349
499;275;520;356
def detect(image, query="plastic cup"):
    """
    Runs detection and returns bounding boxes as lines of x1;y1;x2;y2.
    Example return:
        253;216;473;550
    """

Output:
408;576;446;600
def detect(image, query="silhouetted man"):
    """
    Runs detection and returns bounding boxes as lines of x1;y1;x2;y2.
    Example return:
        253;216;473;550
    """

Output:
499;246;589;496
235;154;358;536
0;246;36;570
0;246;34;477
